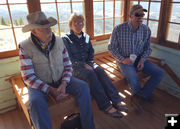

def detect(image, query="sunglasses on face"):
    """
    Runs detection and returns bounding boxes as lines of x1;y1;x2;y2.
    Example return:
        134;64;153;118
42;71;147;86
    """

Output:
135;13;145;17
73;22;84;26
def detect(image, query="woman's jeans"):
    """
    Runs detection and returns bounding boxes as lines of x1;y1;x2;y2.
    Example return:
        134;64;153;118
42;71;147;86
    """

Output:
28;76;95;129
117;60;164;99
73;65;122;111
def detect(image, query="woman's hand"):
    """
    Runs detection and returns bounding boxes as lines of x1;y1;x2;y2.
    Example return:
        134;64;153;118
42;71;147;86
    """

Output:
84;64;93;70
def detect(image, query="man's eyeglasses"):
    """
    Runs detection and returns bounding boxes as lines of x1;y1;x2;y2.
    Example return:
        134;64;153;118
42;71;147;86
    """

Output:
135;13;145;17
73;22;84;26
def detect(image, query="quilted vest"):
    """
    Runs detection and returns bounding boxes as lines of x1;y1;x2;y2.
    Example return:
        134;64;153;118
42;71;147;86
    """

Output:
20;36;64;83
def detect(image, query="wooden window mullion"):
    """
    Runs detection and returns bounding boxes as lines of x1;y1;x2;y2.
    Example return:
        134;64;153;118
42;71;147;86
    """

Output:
113;0;115;28
70;0;73;13
55;0;61;37
103;0;105;34
6;0;17;49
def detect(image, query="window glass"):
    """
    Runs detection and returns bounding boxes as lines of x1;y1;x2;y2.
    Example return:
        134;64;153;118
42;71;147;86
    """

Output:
170;4;180;23
9;5;28;26
72;0;83;1
115;1;121;17
115;17;120;26
167;23;180;43
41;4;57;19
0;5;11;29
0;29;16;52
93;2;103;19
72;3;83;14
0;0;6;4
94;20;103;35
105;1;113;18
40;0;55;2
51;24;59;36
105;18;113;34
57;0;70;2
8;0;26;3
60;23;69;35
149;2;160;20
148;20;158;38
14;28;30;45
58;3;71;22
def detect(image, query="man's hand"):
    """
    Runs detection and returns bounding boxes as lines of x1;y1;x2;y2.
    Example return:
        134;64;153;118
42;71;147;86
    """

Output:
121;58;133;65
84;64;93;70
48;87;58;99
137;60;144;71
56;81;68;101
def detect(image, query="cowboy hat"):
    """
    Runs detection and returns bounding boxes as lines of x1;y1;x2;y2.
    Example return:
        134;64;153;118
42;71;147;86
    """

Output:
22;11;57;32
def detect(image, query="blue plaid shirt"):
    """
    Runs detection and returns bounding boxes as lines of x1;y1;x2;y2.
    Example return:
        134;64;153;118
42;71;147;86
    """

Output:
108;21;152;62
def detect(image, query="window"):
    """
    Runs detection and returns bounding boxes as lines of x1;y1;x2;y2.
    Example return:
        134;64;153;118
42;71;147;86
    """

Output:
40;0;84;36
0;0;28;53
166;0;180;43
93;0;123;36
1;0;180;58
130;0;162;38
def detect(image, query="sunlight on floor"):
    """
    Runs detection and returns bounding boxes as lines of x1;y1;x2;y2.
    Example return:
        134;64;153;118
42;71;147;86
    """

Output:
118;92;126;98
105;70;116;78
124;90;132;96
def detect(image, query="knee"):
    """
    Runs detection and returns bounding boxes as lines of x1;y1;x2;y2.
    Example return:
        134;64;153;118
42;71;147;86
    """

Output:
127;77;140;87
154;68;165;79
77;80;89;92
94;66;105;73
29;95;46;110
86;70;97;79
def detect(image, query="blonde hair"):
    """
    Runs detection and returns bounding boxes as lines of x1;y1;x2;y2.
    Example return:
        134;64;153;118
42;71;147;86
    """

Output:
69;13;85;28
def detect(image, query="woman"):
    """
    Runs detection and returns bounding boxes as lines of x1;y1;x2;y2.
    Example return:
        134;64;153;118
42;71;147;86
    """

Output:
62;13;128;118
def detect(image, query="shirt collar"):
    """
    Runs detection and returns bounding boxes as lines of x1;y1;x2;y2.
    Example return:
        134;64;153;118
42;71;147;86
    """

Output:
70;30;83;39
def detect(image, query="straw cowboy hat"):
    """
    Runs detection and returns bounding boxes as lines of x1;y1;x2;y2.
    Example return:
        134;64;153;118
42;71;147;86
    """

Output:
22;11;57;32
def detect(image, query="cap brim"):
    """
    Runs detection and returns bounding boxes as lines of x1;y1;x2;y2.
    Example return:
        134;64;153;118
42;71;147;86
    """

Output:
143;9;147;12
22;17;57;32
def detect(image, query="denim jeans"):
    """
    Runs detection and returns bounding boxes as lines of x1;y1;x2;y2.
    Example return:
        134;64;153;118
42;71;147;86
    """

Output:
73;65;122;111
117;60;164;99
28;76;95;129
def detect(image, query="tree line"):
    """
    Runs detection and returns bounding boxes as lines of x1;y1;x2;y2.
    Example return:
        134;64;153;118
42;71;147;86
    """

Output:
0;16;24;26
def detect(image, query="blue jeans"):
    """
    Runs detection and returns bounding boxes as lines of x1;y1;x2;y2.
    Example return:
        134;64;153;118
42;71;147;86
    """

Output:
28;76;95;129
117;60;164;99
73;65;122;111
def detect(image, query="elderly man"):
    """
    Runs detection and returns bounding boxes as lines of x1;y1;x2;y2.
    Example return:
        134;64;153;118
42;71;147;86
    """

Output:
19;11;95;129
108;5;164;102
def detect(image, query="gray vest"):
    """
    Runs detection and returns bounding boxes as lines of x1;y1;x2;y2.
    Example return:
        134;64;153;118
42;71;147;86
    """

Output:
20;36;64;83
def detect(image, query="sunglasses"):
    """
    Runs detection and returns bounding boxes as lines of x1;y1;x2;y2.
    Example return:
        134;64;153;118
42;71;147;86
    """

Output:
135;13;145;17
73;22;84;26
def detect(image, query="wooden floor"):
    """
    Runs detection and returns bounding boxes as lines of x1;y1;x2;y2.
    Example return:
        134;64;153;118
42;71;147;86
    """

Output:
1;52;180;129
0;87;180;129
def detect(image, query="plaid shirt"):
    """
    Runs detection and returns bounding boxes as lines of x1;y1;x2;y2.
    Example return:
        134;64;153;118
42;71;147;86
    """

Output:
19;43;72;93
108;21;152;62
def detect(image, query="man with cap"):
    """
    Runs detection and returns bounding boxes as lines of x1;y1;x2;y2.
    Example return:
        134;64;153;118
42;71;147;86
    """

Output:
19;11;95;129
108;5;164;104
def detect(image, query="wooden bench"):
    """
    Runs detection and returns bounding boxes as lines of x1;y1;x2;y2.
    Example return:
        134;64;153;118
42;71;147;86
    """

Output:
9;74;78;129
8;52;154;129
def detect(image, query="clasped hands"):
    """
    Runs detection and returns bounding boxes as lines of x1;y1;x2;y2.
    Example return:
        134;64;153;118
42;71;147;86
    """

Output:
48;81;68;101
